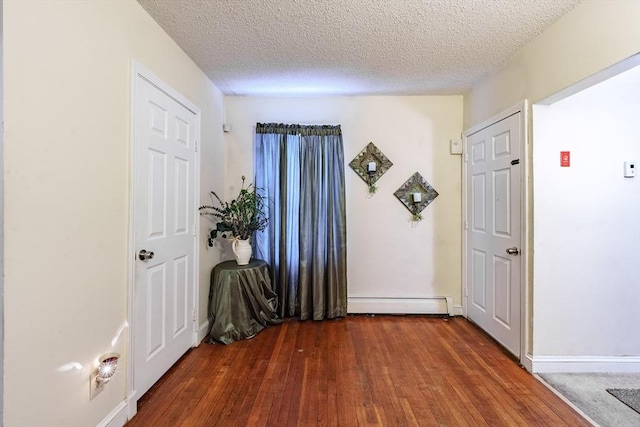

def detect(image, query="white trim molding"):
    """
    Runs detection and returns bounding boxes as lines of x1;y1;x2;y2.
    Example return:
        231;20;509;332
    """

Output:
198;319;210;344
96;401;128;427
522;353;534;373
348;297;462;316
126;391;138;420
531;356;640;373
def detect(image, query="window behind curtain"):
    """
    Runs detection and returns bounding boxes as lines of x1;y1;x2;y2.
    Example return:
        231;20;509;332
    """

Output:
254;124;347;320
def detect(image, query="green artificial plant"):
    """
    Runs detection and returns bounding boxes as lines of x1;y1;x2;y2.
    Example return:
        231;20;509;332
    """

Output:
199;176;269;246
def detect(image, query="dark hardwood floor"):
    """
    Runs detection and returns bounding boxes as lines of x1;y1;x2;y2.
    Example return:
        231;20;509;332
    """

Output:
125;315;588;426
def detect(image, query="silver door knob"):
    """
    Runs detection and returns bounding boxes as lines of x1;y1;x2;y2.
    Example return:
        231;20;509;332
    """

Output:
506;247;519;255
138;249;155;261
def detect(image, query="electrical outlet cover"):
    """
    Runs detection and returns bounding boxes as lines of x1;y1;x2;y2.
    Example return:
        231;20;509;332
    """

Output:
89;372;105;400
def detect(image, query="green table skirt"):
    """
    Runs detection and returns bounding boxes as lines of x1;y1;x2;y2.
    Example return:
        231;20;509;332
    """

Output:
207;259;282;344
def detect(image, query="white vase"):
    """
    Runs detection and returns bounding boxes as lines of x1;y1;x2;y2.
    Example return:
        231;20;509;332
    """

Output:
232;239;252;265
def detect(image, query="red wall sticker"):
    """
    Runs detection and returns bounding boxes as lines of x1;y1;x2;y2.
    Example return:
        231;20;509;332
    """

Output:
561;151;570;167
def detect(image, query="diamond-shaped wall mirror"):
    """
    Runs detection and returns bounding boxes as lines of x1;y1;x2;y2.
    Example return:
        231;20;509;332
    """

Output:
394;172;439;219
349;142;393;192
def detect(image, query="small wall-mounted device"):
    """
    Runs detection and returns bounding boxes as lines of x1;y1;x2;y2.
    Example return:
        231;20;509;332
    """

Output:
624;161;636;178
90;353;120;400
223;123;231;133
450;138;463;155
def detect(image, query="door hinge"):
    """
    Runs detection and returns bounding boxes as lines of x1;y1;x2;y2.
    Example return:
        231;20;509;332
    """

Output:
195;140;198;152
193;224;197;236
464;221;469;230
464;152;468;162
511;159;520;165
192;308;197;322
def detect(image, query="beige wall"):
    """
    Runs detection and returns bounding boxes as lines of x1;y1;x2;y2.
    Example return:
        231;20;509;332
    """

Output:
4;1;638;424
224;96;463;312
464;0;640;129
3;1;224;426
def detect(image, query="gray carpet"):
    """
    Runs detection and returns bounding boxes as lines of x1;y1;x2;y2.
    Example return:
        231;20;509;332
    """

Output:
607;389;640;415
538;373;640;427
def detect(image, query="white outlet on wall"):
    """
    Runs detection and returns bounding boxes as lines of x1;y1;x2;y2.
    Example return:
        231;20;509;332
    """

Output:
89;372;105;400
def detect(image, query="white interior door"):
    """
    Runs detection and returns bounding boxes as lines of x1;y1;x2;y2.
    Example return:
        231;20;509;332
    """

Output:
132;72;198;399
466;112;522;357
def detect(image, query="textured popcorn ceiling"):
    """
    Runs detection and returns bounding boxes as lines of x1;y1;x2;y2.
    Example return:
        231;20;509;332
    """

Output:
137;0;581;96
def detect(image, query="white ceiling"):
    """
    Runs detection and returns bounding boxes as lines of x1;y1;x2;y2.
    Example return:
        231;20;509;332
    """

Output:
137;0;582;96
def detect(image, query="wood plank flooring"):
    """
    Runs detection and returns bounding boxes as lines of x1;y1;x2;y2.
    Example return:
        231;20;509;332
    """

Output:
125;315;589;426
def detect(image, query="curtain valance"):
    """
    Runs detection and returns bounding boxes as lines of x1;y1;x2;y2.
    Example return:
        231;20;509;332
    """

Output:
255;123;342;136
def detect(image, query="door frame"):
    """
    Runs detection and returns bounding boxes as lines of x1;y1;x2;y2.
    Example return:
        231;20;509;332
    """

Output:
0;2;4;420
461;100;529;368
126;61;201;417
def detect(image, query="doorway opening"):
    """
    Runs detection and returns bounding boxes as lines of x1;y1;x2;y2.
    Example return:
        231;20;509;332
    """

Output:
530;54;640;373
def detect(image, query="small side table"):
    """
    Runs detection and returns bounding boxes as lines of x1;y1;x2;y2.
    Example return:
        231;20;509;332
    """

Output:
207;259;282;344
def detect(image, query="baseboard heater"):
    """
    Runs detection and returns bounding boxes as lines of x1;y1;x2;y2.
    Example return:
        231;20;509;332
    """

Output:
347;296;457;316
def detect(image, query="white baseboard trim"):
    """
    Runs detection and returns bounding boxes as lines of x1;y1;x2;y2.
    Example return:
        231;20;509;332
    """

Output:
522;353;534;373
198;319;210;343
348;297;457;315
96;401;128;427
531;355;640;373
126;390;138;420
451;304;463;316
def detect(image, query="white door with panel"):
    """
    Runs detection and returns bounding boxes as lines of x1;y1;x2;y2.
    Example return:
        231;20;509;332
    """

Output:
466;112;521;357
133;74;198;399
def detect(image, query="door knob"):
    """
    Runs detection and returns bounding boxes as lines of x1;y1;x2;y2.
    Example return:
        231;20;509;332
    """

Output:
138;249;155;261
506;247;519;255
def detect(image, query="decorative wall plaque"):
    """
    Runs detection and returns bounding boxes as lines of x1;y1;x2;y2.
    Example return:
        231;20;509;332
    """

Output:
349;142;393;194
394;172;439;221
